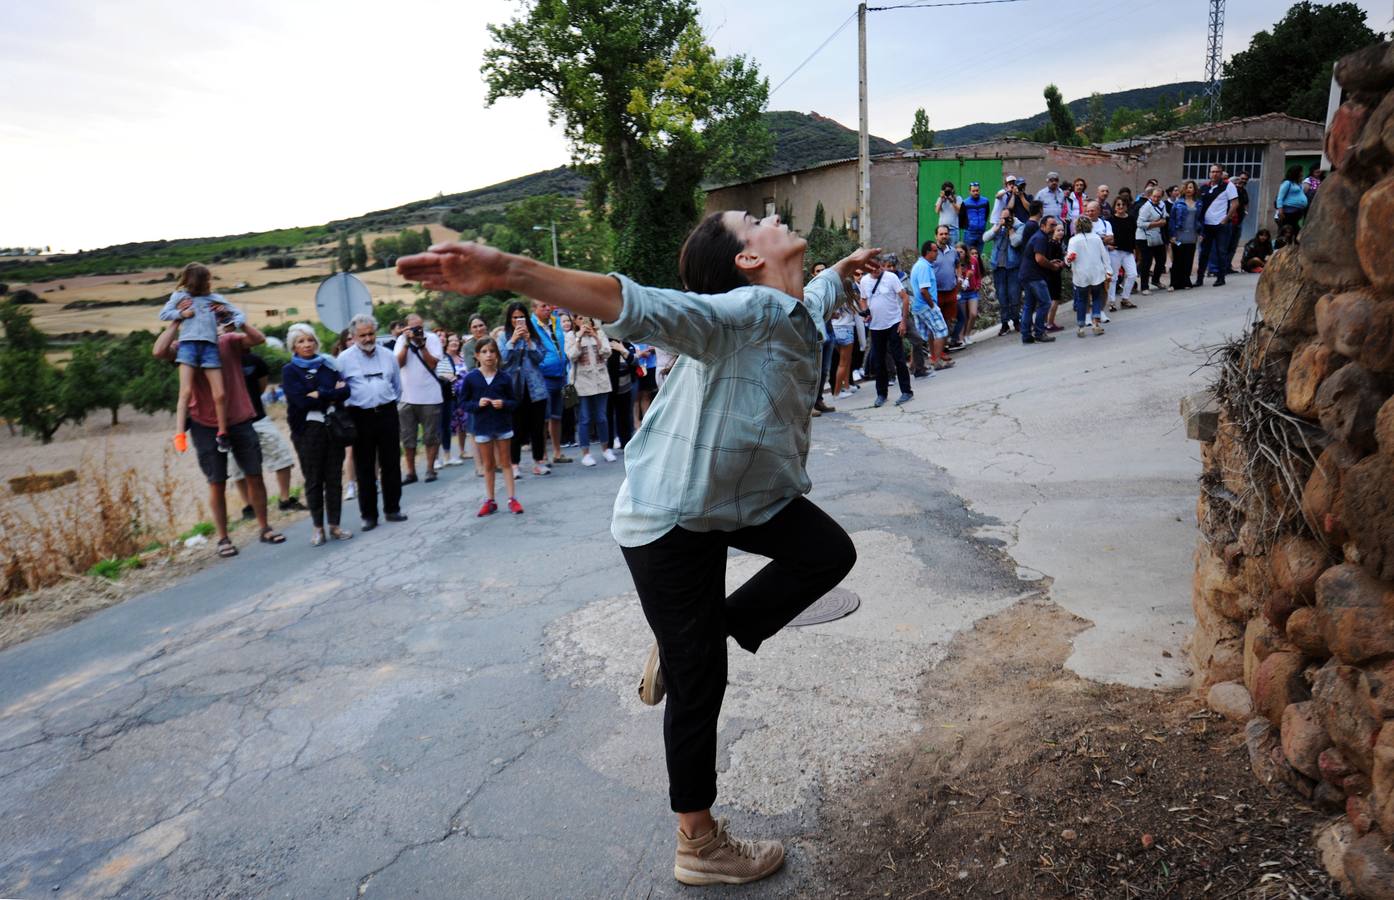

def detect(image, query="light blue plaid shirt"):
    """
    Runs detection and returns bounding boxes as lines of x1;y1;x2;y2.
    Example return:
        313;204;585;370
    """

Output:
603;268;842;547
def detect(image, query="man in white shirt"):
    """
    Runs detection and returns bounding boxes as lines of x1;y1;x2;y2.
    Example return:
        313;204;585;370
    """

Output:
394;312;446;483
1197;164;1239;287
857;261;913;408
1034;172;1065;223
339;313;407;530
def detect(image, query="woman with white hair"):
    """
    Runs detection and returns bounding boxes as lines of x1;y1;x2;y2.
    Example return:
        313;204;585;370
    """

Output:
281;323;353;545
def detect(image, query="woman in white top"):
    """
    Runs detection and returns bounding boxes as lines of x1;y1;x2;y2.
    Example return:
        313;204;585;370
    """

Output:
1066;216;1113;337
565;315;616;467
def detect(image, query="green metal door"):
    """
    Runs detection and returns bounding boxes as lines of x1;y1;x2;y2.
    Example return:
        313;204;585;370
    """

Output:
918;158;1004;253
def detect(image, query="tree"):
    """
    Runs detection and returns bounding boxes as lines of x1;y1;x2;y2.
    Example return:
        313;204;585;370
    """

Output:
813;202;826;230
124;352;179;417
1084;92;1107;143
484;0;771;287
1223;2;1379;121
419;227;433;252
352;233;368;271
337;234;353;273
1043;84;1079;146
60;341;123;427
910;108;934;150
0;305;69;443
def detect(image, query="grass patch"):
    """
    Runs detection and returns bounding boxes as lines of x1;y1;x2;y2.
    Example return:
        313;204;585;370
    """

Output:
177;521;215;541
87;554;144;580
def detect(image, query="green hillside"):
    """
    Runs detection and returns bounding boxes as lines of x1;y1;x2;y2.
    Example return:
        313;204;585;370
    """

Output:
763;110;900;174
905;81;1208;147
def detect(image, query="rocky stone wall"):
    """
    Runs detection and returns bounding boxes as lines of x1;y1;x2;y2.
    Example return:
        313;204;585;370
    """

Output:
1189;41;1394;899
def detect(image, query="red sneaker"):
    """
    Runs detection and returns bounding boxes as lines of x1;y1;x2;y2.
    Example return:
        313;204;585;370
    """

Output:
477;499;498;517
507;497;524;514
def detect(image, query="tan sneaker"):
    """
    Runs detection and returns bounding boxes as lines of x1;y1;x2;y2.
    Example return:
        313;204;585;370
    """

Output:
638;642;664;706
674;818;784;886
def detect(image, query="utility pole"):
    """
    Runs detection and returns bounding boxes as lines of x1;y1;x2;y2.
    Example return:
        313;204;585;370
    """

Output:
857;2;870;248
533;222;559;267
1203;0;1225;122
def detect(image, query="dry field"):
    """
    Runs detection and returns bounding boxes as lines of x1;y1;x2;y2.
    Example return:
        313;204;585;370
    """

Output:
11;223;459;337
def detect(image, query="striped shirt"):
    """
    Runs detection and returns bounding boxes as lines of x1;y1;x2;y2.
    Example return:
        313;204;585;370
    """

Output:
603;269;842;547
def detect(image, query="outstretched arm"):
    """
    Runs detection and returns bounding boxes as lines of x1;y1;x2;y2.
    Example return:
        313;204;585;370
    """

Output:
398;243;624;323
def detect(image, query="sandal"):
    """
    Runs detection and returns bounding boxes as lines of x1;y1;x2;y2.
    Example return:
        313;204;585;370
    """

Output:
216;537;238;558
259;528;286;545
311;529;326;547
330;527;353;541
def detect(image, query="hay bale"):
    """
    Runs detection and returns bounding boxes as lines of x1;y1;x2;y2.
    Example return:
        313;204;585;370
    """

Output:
8;470;78;495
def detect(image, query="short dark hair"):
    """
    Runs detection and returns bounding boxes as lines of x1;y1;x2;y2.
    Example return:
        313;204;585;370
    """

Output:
679;212;749;295
921;240;936;256
473;336;499;359
1028;200;1044;216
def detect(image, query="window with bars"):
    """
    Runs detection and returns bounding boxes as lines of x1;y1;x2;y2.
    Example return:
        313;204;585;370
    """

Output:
1182;145;1264;183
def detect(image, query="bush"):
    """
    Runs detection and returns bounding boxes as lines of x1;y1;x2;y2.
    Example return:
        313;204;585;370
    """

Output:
265;256;298;269
9;289;42;305
0;452;181;601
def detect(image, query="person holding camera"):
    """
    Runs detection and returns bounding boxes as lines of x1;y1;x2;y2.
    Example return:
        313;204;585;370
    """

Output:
394;313;446;484
934;181;962;245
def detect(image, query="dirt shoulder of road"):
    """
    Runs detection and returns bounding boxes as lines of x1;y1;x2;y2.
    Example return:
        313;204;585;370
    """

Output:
807;595;1340;899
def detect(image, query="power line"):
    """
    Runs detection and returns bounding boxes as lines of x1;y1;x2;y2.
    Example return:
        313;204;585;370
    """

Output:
771;0;1032;97
770;12;858;97
866;0;1029;11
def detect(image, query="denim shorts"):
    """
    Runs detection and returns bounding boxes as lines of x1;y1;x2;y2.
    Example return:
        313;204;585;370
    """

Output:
543;378;565;421
960;290;980;303
832;326;855;346
176;340;222;369
473;430;514;444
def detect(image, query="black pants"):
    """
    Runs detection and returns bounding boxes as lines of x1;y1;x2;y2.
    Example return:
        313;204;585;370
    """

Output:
869;325;911;399
350;403;402;521
511;395;547;464
608;386;635;448
620;497;856;812
293;421;344;527
1139;243;1167;290
1171;242;1196;288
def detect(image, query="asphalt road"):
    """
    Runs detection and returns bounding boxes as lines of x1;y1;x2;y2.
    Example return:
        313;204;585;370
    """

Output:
0;275;1255;898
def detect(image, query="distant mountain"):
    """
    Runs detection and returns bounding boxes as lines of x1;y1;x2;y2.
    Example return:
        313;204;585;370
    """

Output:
899;81;1208;148
762;110;901;175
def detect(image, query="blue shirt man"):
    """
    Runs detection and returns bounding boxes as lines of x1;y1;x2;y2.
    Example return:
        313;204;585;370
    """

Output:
908;251;939;313
961;183;991;247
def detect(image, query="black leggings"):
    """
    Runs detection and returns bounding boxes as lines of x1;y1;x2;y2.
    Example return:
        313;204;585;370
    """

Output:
620;497;856;812
510;394;547;464
1171;242;1197;288
607;388;635;448
293;421;344;527
1140;244;1167;290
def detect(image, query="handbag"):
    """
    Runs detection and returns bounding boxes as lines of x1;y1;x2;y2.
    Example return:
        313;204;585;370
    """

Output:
326;404;356;444
562;383;579;410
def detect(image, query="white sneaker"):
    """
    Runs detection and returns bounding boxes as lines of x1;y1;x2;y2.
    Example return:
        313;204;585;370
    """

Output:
1100;312;1111;323
582;453;597;467
836;389;854;399
433;458;445;471
612;437;622;449
445;456;465;467
603;448;617;462
852;369;863;382
345;482;357;500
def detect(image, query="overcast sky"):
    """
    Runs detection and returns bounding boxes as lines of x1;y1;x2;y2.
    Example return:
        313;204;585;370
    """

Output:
3;0;1388;252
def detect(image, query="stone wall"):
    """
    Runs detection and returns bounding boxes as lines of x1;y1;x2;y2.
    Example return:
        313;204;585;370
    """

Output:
1188;41;1394;899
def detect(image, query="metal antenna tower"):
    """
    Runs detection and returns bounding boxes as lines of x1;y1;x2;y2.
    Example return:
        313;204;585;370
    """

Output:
1203;0;1226;121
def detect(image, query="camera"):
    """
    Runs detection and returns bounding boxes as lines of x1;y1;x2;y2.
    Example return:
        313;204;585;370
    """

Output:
411;325;424;337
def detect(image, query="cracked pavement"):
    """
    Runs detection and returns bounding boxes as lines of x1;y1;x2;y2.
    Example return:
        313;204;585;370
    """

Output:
0;278;1252;897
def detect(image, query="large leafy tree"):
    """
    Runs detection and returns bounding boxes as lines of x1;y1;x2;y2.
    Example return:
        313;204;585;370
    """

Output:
910;108;934;150
483;0;771;287
1043;84;1079;145
1223;2;1379;121
0;304;73;443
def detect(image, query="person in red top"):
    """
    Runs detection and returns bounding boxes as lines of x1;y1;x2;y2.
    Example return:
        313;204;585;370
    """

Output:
153;307;285;557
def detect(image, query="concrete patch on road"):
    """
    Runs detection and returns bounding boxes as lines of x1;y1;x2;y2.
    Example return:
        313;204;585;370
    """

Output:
543;529;1019;817
837;284;1255;689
